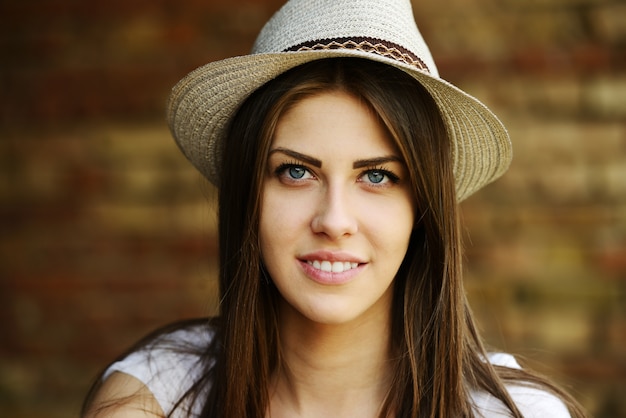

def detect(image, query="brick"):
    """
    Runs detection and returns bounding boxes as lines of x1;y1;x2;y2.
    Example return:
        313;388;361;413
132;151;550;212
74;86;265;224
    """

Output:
583;76;626;119
589;3;626;44
1;1;624;416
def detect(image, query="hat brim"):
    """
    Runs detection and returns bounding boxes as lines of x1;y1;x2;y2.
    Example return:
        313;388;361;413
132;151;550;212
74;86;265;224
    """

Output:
167;49;511;201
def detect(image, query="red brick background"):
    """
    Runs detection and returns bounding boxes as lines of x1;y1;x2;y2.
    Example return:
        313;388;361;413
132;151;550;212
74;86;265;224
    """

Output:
1;1;624;416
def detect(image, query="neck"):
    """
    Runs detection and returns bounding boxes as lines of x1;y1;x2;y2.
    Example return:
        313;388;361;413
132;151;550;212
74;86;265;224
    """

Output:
269;299;393;418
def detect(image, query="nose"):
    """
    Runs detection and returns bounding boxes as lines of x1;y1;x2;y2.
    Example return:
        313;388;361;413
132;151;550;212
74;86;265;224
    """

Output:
310;185;358;240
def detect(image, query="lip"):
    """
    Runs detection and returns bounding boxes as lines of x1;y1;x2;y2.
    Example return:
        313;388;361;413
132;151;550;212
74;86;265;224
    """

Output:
299;250;367;264
298;250;367;285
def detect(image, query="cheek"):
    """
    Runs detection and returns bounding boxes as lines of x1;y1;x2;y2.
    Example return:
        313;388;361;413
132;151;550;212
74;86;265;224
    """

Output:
259;205;282;282
363;193;414;228
259;189;312;256
258;193;311;294
259;197;279;257
369;200;414;255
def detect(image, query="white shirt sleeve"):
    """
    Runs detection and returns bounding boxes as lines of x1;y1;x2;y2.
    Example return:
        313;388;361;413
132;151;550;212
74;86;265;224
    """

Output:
103;326;212;418
104;330;571;418
472;353;572;418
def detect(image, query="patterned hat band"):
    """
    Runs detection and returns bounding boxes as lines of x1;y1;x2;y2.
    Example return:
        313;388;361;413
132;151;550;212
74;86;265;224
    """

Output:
284;37;431;73
167;0;513;201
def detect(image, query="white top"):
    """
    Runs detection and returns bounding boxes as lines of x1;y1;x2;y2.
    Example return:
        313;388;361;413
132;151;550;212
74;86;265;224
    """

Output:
104;324;571;418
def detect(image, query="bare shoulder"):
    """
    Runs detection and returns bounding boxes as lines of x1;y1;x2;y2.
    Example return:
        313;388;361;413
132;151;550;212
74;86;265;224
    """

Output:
83;371;165;418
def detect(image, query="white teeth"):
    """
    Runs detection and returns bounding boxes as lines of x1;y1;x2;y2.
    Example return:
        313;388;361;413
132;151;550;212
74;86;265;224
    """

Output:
331;262;344;273
307;260;360;273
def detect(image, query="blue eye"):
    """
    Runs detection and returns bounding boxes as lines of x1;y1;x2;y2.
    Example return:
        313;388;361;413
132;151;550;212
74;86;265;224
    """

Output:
274;163;313;182
288;166;307;179
367;170;386;184
360;168;400;186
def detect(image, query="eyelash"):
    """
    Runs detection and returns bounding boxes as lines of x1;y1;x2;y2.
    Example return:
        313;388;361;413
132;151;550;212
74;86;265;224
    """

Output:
362;165;400;185
273;162;400;186
274;161;312;181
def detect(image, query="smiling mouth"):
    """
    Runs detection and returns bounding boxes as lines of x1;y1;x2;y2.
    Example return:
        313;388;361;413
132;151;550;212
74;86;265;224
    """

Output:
307;260;359;273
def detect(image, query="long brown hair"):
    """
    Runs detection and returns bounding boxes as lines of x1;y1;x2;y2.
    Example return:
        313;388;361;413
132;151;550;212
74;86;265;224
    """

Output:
201;58;587;417
82;57;587;418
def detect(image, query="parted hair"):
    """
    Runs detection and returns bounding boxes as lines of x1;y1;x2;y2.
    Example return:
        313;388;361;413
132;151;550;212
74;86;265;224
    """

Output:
201;58;586;418
83;58;587;418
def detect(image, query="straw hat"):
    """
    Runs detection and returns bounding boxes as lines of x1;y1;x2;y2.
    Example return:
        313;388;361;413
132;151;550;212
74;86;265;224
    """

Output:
167;0;512;201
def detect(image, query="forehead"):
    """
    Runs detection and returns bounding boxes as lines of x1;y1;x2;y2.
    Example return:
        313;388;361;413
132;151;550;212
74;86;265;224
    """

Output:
271;91;400;159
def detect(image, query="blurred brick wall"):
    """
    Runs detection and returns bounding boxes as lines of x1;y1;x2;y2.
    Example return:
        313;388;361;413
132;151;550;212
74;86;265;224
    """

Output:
0;0;624;417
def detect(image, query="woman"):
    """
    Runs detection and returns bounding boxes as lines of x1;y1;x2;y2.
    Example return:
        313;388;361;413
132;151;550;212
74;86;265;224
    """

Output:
83;0;587;417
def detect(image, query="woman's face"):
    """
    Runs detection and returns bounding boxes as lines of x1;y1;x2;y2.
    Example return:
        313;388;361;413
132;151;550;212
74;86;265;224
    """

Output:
259;90;415;326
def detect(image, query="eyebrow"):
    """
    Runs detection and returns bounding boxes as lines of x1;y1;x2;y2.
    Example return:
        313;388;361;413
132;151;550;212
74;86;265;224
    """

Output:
268;147;403;169
268;148;322;167
352;156;404;169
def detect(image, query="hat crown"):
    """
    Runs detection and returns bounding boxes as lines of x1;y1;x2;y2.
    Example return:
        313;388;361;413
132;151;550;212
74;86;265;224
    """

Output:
252;0;439;77
168;0;511;201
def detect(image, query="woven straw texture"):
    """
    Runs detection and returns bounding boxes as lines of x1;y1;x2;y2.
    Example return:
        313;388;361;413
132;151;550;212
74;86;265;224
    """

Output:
167;0;512;201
